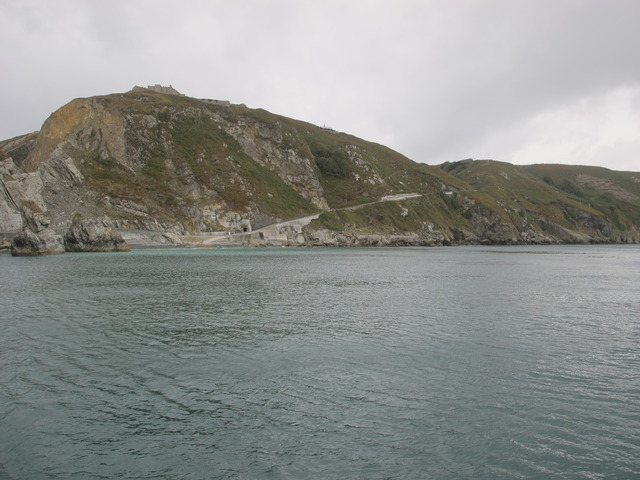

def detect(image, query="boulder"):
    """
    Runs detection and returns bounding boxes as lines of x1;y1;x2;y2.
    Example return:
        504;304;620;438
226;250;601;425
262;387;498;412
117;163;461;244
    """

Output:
64;214;130;252
10;227;65;256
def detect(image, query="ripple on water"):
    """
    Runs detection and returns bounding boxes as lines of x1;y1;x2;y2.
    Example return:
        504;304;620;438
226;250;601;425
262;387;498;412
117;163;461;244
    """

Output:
1;246;639;479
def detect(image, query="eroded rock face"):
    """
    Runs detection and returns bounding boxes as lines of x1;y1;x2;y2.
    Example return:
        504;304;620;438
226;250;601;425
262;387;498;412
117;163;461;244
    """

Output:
223;118;329;210
10;227;64;256
64;214;130;252
1;92;331;237
25;98;127;173
300;228;450;247
1;89;638;247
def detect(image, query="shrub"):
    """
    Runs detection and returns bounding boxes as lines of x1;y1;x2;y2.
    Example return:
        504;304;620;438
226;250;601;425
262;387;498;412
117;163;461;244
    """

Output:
313;145;352;178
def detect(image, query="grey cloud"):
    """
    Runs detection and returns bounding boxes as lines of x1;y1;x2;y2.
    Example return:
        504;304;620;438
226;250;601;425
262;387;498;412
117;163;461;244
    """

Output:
1;0;639;171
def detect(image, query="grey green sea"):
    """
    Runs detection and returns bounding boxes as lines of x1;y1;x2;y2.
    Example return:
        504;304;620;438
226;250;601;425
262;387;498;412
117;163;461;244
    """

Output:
1;245;639;479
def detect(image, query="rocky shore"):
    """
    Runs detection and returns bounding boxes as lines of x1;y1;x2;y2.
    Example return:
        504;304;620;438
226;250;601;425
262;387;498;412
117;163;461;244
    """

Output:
6;214;129;256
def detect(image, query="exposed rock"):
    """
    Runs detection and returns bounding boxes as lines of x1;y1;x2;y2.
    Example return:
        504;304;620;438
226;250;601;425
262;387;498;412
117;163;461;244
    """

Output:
299;228;447;247
0;89;638;248
0;132;38;170
24;98;127;173
10;227;64;256
222;117;330;210
64;214;130;252
0;185;23;232
576;174;638;201
120;230;184;248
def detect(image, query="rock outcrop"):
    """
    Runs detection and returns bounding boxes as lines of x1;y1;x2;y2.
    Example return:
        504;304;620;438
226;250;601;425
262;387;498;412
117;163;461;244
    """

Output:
10;227;64;256
63;214;129;252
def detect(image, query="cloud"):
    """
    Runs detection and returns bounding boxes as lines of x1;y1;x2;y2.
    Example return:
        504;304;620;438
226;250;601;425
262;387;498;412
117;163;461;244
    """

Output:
489;86;640;171
1;0;639;171
374;0;640;165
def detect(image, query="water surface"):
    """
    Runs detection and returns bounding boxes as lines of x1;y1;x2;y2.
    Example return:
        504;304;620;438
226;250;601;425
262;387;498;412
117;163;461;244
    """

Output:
1;246;639;479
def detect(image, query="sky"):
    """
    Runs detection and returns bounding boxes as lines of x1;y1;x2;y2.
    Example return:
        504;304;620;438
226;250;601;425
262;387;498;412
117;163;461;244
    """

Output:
1;0;639;171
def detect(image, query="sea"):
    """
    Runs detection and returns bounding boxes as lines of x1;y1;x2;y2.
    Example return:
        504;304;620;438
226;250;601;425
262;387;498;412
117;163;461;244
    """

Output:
1;245;638;479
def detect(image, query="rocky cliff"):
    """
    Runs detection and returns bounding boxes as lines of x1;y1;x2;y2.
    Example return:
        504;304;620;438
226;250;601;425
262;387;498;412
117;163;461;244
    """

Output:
1;86;639;253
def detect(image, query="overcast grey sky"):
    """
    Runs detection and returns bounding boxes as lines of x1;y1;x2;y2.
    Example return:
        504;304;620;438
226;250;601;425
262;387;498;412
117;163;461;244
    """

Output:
1;0;639;171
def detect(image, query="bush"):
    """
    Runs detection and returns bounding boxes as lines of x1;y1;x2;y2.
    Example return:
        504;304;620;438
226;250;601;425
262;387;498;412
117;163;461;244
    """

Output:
313;145;352;178
559;179;584;197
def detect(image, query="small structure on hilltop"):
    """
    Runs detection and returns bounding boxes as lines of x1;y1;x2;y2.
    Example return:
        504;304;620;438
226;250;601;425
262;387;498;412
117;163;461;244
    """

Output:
131;84;184;96
130;85;233;107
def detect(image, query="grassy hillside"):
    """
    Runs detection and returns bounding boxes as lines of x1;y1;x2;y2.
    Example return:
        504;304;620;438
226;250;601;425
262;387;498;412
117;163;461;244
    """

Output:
35;89;472;235
524;164;640;230
2;87;638;245
437;160;640;241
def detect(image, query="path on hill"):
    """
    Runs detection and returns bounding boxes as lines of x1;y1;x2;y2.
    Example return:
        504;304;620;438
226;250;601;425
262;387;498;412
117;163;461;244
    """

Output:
342;193;423;211
198;192;423;245
255;192;423;234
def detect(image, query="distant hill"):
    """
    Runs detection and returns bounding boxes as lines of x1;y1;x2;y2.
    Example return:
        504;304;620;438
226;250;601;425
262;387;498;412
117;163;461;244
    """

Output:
1;86;638;251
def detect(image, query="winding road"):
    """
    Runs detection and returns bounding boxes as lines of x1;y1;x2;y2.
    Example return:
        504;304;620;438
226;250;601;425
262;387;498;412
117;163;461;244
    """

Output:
199;192;423;245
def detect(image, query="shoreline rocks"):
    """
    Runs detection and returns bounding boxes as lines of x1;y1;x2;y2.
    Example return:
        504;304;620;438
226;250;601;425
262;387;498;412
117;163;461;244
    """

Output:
10;227;64;256
10;214;131;256
64;214;130;252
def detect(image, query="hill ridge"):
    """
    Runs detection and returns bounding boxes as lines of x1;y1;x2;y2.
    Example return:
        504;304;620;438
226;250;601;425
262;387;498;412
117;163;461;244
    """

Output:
1;88;638;253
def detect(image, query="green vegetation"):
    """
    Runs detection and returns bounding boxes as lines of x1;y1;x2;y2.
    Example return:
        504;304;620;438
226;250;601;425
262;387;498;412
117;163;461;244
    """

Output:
73;150;139;198
524;164;640;231
437;160;640;238
310;195;460;236
312;145;352;178
63;90;639;241
73;102;318;223
169;113;317;217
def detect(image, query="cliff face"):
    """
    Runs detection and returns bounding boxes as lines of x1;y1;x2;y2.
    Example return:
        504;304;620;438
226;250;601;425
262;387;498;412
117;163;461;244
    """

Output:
1;87;639;250
1;90;328;238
